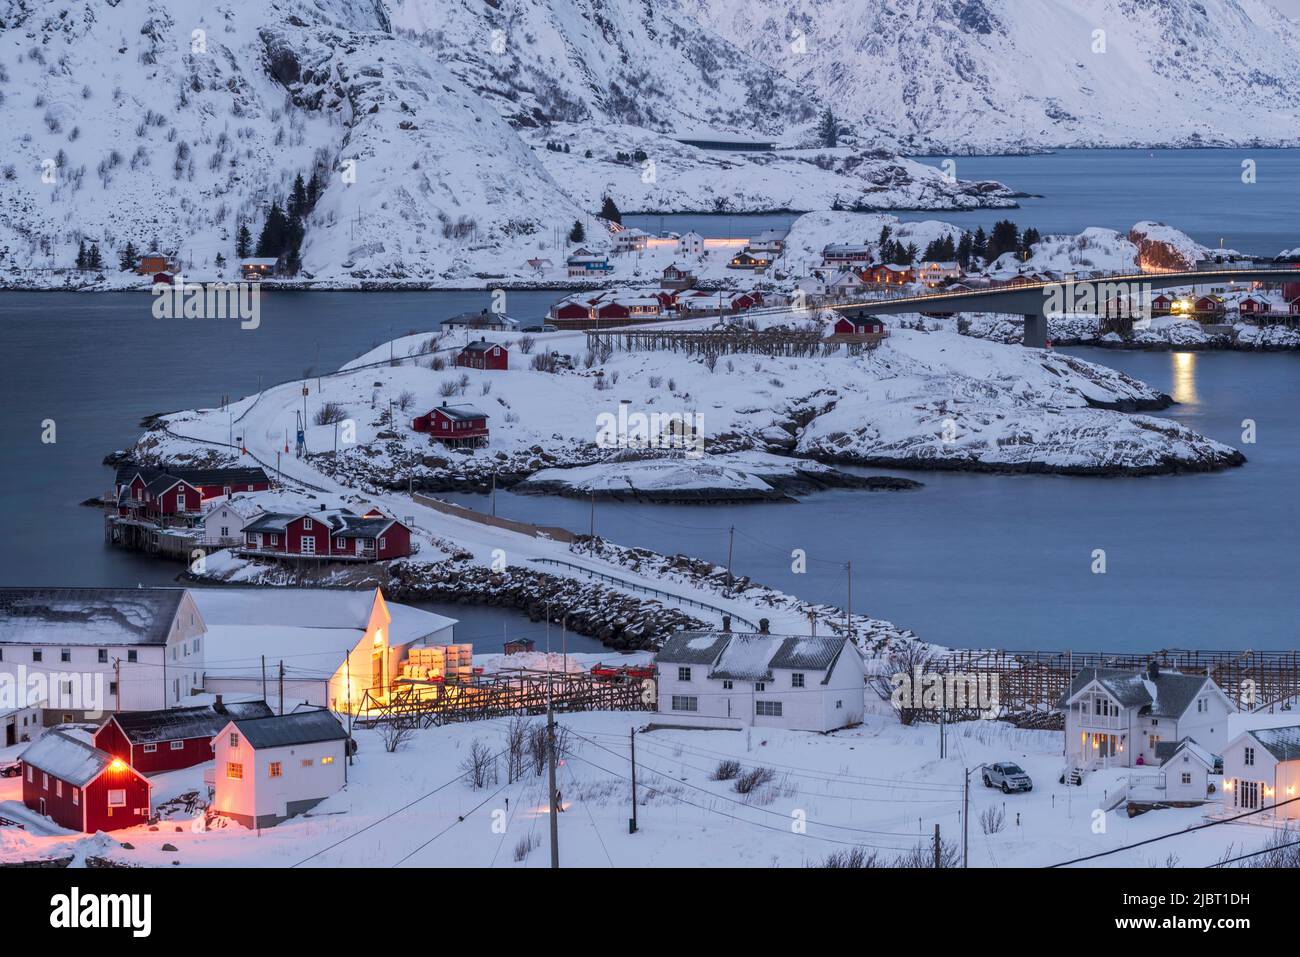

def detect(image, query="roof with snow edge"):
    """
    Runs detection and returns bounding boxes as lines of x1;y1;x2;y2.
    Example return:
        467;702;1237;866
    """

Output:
21;731;142;787
1062;667;1216;717
0;587;185;646
1155;737;1218;768
1244;726;1300;762
106;701;274;744
115;465;270;488
227;710;348;750
431;404;488;421
656;632;850;684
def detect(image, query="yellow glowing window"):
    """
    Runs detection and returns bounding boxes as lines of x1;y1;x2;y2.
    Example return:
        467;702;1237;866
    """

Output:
321;756;335;765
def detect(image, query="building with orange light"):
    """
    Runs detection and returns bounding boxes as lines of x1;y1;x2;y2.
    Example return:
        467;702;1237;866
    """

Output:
20;730;152;832
1222;725;1300;820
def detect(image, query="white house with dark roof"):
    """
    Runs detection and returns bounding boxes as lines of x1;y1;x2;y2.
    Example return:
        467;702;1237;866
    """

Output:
1062;663;1234;773
0;587;206;721
654;629;865;732
1221;725;1300;821
210;709;349;828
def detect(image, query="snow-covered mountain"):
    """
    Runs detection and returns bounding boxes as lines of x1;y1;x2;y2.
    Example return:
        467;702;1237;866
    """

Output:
676;0;1300;151
0;0;1016;284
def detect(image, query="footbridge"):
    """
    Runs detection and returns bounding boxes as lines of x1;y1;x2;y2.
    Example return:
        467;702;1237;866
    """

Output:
831;267;1300;347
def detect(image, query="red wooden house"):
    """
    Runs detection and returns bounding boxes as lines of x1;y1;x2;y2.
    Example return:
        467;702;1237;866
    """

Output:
115;466;272;523
241;509;412;561
591;301;632;323
456;339;509;371
20;731;152;832
94;699;273;773
1151;294;1173;315
413;403;490;448
1238;294;1271;316
1194;294;1226;317
828;314;889;345
550;299;592;322
137;251;171;275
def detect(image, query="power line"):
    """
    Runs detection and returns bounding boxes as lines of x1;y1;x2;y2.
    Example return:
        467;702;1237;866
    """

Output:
1210;836;1300;868
391;777;514;868
1046;793;1300;868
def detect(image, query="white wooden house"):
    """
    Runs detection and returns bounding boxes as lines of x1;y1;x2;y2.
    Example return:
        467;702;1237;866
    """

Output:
0;587;207;721
1221;725;1300;821
1061;664;1234;775
677;231;704;258
655;629;865;732
1155;738;1218;802
200;495;265;547
210;709;348;828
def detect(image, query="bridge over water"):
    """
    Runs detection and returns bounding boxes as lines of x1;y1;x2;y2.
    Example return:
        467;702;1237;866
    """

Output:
832;268;1300;347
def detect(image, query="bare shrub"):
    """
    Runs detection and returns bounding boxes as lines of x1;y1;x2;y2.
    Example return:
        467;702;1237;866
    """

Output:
503;716;530;783
531;352;558;373
313;402;347;426
397;390;415;411
459;739;498;789
381;723;415;753
429;355;446;371
979;805;1005;835
480;381;492;396
513;832;540;861
438;380;459;397
712;759;741;781
648;375;662;389
517;334;535;355
733;766;775;795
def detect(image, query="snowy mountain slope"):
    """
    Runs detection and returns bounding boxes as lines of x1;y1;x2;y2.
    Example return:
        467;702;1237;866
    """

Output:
676;0;1300;151
0;0;1018;285
0;0;586;281
387;0;825;139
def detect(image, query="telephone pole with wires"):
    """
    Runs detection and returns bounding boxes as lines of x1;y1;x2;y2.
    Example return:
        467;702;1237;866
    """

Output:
725;525;735;595
629;728;639;834
547;699;560;868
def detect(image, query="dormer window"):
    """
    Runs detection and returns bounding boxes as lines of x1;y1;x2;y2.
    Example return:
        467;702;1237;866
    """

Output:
303;518;313;530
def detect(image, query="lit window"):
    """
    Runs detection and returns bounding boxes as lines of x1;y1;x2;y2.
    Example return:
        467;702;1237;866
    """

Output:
226;762;243;780
320;756;334;765
269;762;283;778
72;788;79;806
301;759;313;768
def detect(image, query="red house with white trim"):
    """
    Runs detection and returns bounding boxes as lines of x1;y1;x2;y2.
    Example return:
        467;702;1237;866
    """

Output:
94;699;273;773
455;339;509;371
413;403;490;448
241;509;412;561
20;731;152;832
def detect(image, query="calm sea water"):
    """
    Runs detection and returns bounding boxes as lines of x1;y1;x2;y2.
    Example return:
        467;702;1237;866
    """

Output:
2;150;1298;651
626;148;1300;256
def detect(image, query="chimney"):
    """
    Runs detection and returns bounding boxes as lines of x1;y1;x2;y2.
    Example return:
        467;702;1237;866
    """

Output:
213;694;226;714
758;618;769;635
1147;660;1161;681
721;615;731;633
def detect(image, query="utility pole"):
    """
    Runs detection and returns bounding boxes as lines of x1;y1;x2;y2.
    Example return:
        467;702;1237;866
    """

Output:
933;823;941;869
629;728;638;834
261;654;267;702
113;658;121;713
547;704;560;868
589;491;595;539
491;471;497;517
963;768;970;868
845;560;853;634
344;650;353;781
939;707;946;759
725;525;735;595
278;660;285;715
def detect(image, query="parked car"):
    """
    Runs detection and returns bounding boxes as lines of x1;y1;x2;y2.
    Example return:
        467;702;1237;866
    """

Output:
982;762;1032;793
0;761;22;778
521;325;545;333
541;323;557;332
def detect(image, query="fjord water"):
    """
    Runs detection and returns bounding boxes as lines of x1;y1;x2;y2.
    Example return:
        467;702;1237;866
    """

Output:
627;148;1300;256
2;150;1298;651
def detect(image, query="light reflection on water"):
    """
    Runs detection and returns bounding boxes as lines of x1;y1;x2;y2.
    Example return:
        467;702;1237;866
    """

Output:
1171;351;1198;406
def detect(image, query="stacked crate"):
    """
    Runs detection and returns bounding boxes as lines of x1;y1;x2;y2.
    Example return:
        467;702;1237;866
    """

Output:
402;644;474;681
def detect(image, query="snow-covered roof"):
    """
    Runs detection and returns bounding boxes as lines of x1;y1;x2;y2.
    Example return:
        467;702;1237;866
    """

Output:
228;710;348;750
108;701;273;744
0;587;186;647
1245;726;1300;762
189;588;456;680
432;403;488;422
1156;737;1218;769
20;731;134;787
656;631;848;683
1062;667;1214;718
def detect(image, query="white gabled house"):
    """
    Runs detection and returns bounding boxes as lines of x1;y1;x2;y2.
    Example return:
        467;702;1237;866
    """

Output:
1062;664;1234;774
1221;725;1300;821
1154;737;1219;803
200;495;265;547
655;628;865;733
210;709;349;828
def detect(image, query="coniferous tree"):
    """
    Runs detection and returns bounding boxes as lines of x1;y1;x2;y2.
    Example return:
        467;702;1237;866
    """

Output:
255;202;288;258
76;240;87;270
288;173;308;220
118;240;139;272
903;242;919;266
1019;227;1041;256
971;227;989;264
306;171;322;210
87;243;102;270
599;195;622;225
235;223;252;259
817;108;838;148
956;232;973;270
987;219;1020;263
568;219;585;243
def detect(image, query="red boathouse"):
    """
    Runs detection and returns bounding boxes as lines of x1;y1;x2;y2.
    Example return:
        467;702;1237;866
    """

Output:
455;339;509;371
94;699;274;773
20;731;152;832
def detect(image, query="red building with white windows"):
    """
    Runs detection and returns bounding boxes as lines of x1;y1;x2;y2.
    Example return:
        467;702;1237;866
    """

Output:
114;466;272;524
20;731;152;832
455;339;509;371
93;699;273;773
828;314;889;344
240;508;412;561
412;403;490;448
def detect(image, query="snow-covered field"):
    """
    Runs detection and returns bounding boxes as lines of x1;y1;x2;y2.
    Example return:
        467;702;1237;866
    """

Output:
0;711;1280;868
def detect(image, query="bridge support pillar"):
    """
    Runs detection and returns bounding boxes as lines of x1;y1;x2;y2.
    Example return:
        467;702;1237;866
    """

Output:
1022;314;1048;349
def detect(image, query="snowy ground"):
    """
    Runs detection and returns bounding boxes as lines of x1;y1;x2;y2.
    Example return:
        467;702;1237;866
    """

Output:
0;711;1281;868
